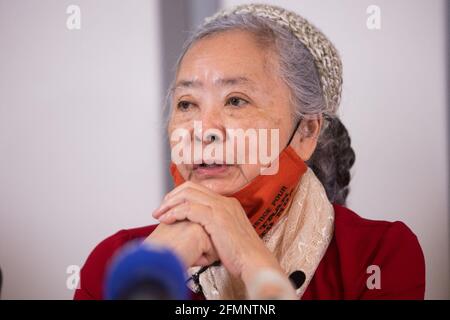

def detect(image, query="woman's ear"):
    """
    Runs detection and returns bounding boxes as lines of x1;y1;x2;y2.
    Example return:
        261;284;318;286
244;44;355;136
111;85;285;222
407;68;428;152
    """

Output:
290;116;323;161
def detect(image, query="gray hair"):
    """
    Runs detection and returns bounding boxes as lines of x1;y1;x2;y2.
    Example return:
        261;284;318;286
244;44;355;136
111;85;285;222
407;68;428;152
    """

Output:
169;13;328;122
167;10;355;205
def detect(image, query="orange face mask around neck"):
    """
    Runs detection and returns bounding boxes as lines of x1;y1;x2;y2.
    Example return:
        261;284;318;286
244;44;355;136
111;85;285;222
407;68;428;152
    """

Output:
169;145;307;238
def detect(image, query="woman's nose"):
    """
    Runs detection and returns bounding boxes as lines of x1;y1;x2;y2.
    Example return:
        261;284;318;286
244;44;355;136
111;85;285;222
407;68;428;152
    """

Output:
193;109;226;145
201;131;220;144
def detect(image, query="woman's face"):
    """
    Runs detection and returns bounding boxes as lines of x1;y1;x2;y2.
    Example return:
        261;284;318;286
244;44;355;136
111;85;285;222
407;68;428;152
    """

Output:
168;30;296;195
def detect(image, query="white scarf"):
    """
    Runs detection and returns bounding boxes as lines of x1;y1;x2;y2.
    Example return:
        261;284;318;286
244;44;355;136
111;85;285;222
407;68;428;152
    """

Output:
187;168;335;299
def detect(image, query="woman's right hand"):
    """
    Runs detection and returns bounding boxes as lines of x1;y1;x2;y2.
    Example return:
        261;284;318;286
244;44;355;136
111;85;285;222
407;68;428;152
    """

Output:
144;220;218;268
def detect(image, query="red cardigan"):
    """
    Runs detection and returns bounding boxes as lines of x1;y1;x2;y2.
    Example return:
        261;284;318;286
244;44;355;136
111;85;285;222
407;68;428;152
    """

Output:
74;204;425;300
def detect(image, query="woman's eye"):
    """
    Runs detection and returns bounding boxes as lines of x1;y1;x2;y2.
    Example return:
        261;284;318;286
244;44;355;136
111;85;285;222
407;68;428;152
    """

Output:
226;97;248;108
177;101;193;111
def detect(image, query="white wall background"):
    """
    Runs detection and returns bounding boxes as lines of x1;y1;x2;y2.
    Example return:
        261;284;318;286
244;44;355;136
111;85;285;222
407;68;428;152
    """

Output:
0;0;448;299
0;0;163;299
222;0;449;299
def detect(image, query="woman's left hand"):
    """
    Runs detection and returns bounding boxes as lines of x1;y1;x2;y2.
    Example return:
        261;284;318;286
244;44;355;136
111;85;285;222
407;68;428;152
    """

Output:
152;181;283;285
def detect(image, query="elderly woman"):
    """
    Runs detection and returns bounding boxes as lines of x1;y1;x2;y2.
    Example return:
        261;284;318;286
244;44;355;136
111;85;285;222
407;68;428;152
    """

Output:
74;4;425;300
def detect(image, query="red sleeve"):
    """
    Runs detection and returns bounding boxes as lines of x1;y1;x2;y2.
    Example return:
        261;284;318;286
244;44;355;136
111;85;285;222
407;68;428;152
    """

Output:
74;225;157;300
359;221;425;299
74;230;130;300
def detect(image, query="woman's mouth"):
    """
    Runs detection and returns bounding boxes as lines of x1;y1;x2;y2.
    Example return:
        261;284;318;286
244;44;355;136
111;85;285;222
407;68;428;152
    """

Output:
192;163;232;176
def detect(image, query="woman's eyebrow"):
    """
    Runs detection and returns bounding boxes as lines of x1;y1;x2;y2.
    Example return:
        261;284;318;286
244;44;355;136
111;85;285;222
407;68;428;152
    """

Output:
214;76;255;88
172;76;256;92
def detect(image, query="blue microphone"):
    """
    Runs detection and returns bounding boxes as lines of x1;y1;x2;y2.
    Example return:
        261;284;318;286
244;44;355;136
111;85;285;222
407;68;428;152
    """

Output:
105;241;189;300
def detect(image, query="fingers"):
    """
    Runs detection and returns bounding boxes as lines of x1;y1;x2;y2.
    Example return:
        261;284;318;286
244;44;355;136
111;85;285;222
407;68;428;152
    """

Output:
193;256;210;267
153;186;216;219
193;255;218;267
152;196;186;218
159;202;213;228
165;181;217;201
